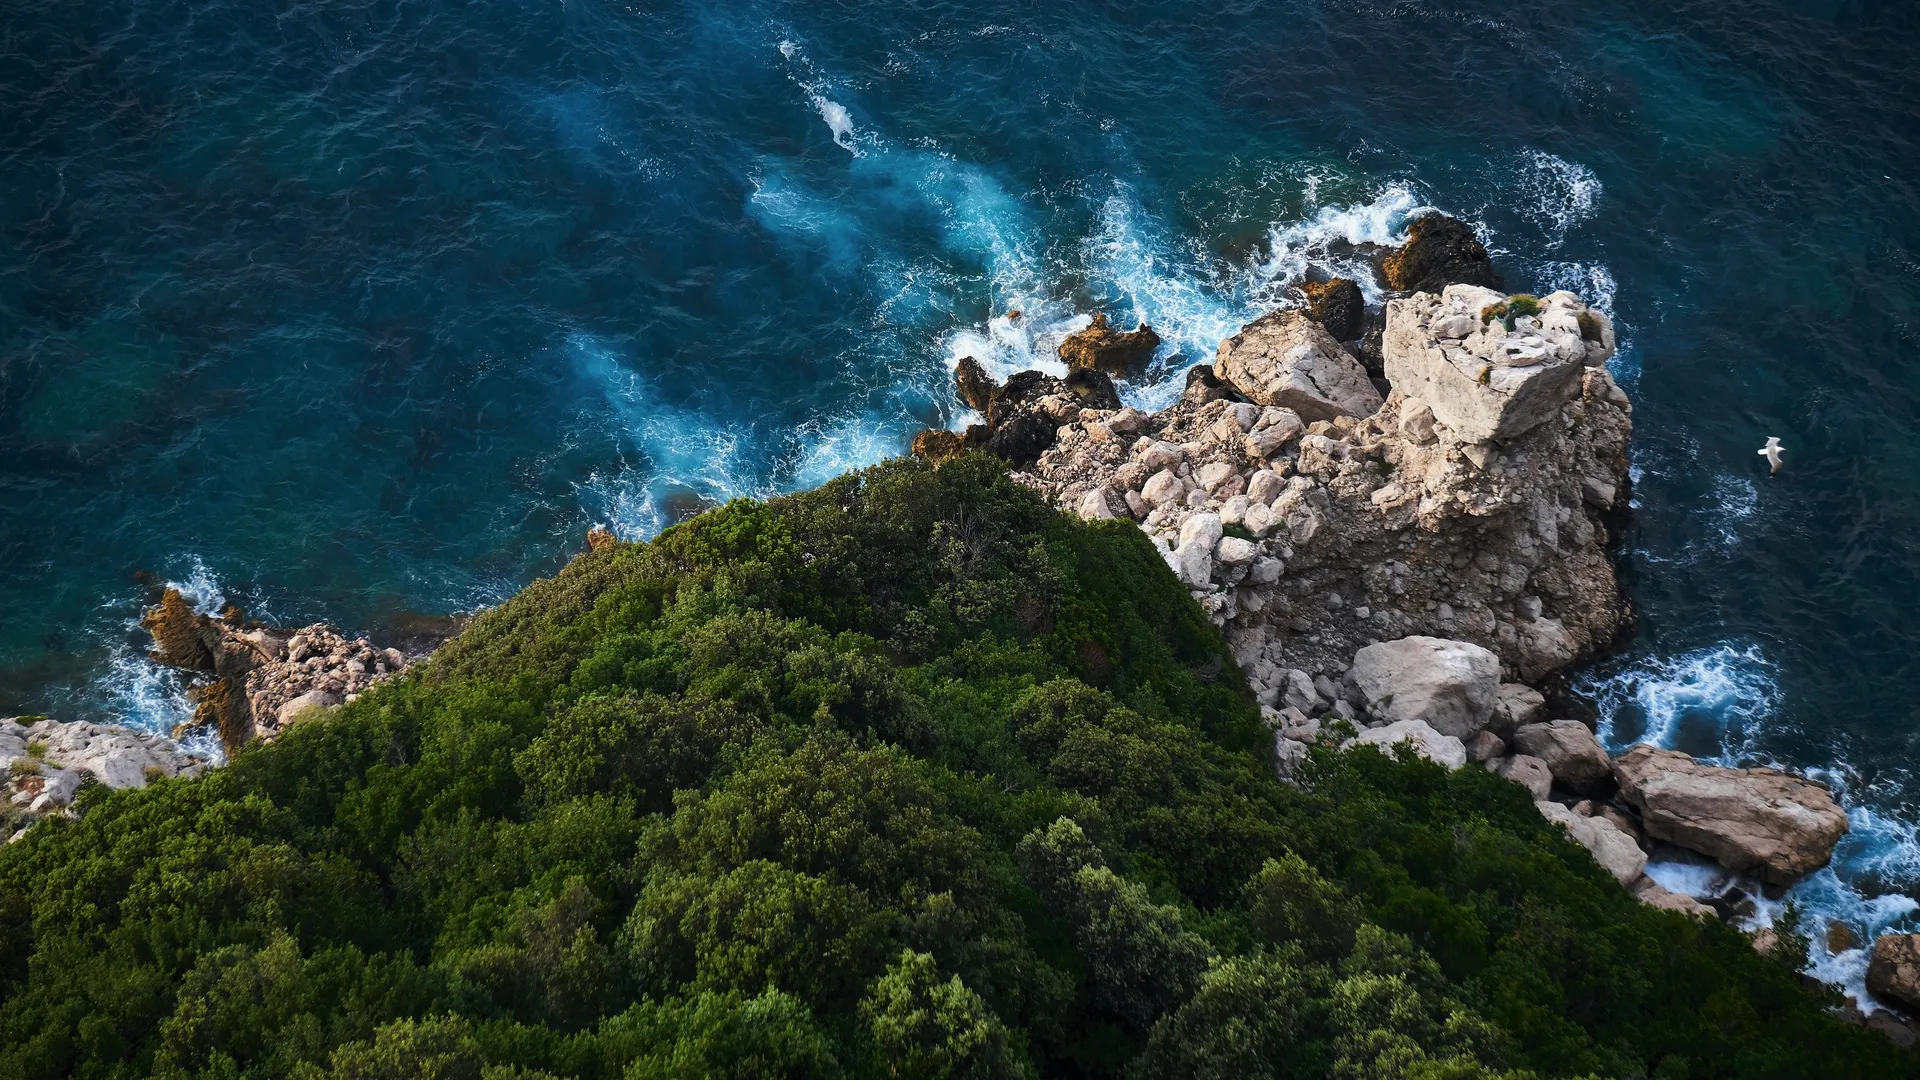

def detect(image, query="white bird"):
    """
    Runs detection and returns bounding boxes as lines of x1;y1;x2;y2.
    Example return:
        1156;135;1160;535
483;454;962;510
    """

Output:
1757;436;1784;475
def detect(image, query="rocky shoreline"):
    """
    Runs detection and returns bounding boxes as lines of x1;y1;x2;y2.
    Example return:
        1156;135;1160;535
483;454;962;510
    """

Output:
6;212;1915;1038
916;213;1915;1036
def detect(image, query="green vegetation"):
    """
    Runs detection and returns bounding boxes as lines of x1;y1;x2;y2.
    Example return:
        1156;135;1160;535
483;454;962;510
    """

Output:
0;454;1906;1079
1480;295;1544;332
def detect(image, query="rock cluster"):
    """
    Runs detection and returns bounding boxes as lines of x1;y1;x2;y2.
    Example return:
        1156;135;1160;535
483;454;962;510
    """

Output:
1869;934;1920;1014
1015;288;1631;687
2;716;207;840
140;588;413;751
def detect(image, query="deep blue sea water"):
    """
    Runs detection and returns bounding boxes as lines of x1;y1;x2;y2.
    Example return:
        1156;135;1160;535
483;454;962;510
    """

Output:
4;0;1919;999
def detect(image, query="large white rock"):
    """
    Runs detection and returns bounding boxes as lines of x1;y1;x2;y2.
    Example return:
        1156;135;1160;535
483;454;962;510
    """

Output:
1345;719;1467;769
1536;800;1648;886
1213;311;1382;423
1348;636;1502;739
1512;720;1612;795
1612;744;1849;885
1383;285;1614;444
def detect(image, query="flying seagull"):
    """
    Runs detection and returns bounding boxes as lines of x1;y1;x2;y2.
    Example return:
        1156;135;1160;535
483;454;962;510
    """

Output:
1757;437;1783;475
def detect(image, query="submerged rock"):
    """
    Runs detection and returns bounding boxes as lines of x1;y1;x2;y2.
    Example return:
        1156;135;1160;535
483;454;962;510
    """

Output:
1612;745;1849;885
1380;213;1500;294
1058;312;1161;380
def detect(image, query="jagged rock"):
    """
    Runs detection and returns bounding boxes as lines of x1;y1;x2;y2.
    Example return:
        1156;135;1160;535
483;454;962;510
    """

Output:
1612;745;1849;885
954;355;997;412
1380;213;1500;294
1537;799;1647;886
1212;311;1382;423
1869;934;1920;1012
1631;877;1715;919
1488;754;1553;800
1384;285;1616;444
1346;719;1467;769
585;526;617;551
1302;278;1364;341
1059;312;1161;380
912;428;971;463
1512;720;1612;794
983;412;1057;468
1489;683;1547;737
1348;636;1501;739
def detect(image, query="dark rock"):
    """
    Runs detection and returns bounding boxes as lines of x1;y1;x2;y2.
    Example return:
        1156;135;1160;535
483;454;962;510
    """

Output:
1380;213;1501;294
1182;365;1235;406
954;356;997;413
1058;312;1160;380
1354;322;1385;378
1063;367;1122;410
982;412;1057;468
1828;920;1860;954
1302;278;1364;341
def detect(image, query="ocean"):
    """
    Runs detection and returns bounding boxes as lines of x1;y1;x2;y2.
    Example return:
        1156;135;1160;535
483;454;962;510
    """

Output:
3;0;1918;1002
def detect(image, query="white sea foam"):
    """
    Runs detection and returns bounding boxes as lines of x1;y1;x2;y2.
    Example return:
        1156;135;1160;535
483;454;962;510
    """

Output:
776;39;863;155
569;332;765;538
1512;151;1601;249
1577;642;1778;759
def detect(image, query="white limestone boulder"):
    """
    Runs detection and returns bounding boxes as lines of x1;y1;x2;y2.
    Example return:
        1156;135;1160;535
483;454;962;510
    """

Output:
1348;636;1501;739
1213;310;1382;423
1383;285;1614;444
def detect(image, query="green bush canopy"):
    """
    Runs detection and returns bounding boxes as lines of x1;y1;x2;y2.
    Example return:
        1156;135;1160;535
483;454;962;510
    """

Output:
0;454;1908;1079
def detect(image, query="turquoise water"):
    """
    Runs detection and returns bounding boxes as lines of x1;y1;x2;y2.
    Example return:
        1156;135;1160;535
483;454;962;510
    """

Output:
4;0;1919;998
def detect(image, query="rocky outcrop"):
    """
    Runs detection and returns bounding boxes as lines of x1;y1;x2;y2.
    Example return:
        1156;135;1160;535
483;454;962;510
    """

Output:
1536;799;1647;886
955;356;997;412
1869;934;1920;1012
1384;286;1616;445
1612;745;1850;885
1512;720;1612;795
137;590;416;753
1347;636;1500;739
1058;313;1161;380
1379;213;1500;294
1018;331;1630;691
2;716;208;839
1212;310;1382;423
1302;278;1364;342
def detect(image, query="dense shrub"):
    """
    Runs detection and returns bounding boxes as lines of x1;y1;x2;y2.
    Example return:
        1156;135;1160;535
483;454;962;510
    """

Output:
0;453;1908;1079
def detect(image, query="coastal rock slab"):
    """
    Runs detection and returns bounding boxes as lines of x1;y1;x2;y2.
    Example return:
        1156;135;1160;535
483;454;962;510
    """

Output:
1868;934;1920;1012
1612;745;1849;885
1348;636;1501;739
1345;719;1467;769
1384;285;1615;444
1537;799;1648;886
1213;310;1382;423
1512;720;1612;795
